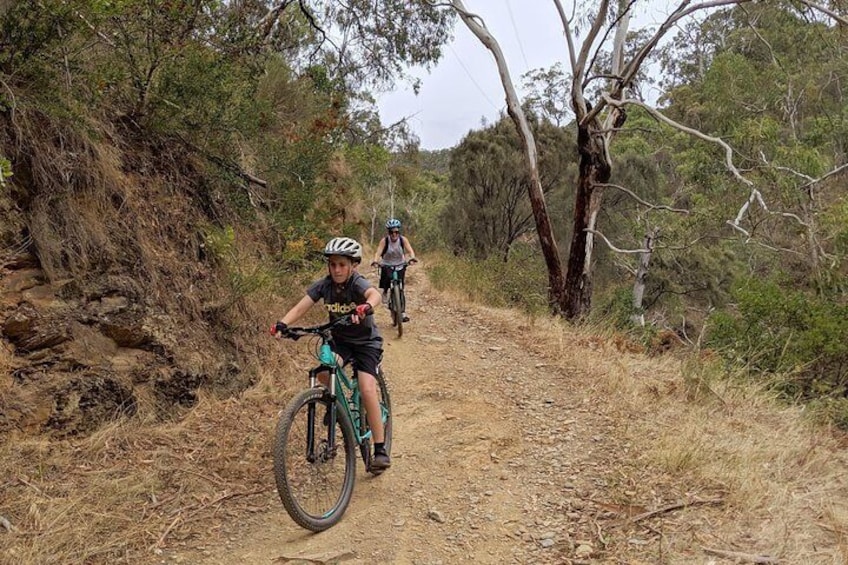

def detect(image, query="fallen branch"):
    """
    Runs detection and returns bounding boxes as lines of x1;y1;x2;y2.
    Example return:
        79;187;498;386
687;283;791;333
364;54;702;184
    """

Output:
702;546;780;564
0;514;16;533
275;550;357;564
153;487;270;549
154;514;183;549
175;134;268;187
817;521;848;536
630;497;723;523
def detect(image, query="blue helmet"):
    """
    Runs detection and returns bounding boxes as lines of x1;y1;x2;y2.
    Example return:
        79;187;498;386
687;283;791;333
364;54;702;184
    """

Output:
385;218;401;230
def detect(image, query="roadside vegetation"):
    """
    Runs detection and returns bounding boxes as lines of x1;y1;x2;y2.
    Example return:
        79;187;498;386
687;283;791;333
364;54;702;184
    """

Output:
1;1;847;562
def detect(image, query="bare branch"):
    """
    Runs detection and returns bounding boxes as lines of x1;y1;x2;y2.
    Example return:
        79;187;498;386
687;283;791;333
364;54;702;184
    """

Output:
597;182;690;214
257;2;294;43
575;0;611;84
584;0;755;125
750;240;806;256
585;0;637;90
585;229;651;254
730;184;809;234
613;257;638;276
742;6;780;67
632;498;724;522
726;219;752;238
602;94;753;186
797;0;848;26
759;151;814;182
724;219;807;256
551;0;578;77
294;0;341;62
798;162;848;193
72;8;116;47
360;114;416;144
702;546;779;564
175;134;268;188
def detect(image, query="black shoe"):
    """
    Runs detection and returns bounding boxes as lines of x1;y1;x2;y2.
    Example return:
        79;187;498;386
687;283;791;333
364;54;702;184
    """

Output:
402;313;410;322
371;450;391;470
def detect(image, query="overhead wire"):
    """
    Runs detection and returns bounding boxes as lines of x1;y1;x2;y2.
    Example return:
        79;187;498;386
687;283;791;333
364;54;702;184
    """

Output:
504;0;530;71
448;43;502;112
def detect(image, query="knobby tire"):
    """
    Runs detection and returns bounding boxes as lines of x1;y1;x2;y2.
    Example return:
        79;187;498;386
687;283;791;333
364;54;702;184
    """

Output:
273;388;356;531
391;284;403;338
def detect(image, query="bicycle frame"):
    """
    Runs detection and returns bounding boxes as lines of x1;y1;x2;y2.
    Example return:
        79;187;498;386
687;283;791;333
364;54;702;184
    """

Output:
387;265;405;287
307;340;385;451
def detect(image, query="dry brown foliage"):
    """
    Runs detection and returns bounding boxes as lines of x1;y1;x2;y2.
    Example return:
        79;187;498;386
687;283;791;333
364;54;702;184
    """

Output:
4;276;848;563
1;319;309;564
511;311;848;563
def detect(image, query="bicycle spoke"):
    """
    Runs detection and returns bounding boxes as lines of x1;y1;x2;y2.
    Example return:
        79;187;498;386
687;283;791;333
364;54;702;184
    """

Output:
282;399;350;520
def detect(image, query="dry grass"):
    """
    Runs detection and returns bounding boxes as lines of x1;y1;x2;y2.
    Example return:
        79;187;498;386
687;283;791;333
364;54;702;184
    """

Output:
5;262;848;563
0;255;329;565
0;338;305;564
442;300;848;562
516;311;848;563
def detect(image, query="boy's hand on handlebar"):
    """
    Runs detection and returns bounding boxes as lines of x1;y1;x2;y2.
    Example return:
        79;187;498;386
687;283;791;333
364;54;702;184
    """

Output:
271;321;288;338
409;257;419;264
352;303;373;324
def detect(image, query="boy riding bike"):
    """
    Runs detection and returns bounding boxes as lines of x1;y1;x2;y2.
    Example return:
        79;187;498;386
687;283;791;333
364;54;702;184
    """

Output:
273;237;390;470
371;218;417;322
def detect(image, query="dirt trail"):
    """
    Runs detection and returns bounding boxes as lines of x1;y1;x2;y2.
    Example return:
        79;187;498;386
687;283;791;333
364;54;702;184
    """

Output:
158;270;729;564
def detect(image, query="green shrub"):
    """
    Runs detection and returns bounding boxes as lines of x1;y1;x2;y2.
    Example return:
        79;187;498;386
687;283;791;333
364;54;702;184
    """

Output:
428;244;549;314
807;397;848;430
706;277;848;400
591;286;636;329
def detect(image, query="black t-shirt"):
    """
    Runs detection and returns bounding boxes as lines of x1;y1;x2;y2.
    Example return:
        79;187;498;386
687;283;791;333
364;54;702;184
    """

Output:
306;272;382;347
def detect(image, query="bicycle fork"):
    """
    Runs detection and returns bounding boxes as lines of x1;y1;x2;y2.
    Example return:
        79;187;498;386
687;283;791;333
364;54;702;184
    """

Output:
306;365;337;462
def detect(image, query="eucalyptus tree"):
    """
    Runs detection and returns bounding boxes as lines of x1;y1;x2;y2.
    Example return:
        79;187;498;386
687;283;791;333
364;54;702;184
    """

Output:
445;115;573;261
0;1;456;274
439;0;847;319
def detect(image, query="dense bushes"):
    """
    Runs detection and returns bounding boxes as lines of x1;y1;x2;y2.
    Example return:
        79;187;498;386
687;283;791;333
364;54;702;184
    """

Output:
428;243;550;314
707;278;848;401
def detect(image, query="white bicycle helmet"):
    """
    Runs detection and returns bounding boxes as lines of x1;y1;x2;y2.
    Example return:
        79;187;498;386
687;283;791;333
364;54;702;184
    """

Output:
323;237;363;262
385;218;401;230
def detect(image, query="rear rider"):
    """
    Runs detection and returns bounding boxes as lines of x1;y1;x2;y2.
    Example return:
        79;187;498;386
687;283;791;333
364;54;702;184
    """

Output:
274;237;391;470
371;218;417;322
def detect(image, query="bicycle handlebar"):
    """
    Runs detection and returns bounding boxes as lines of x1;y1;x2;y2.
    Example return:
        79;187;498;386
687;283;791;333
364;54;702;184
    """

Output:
279;314;354;340
372;258;417;269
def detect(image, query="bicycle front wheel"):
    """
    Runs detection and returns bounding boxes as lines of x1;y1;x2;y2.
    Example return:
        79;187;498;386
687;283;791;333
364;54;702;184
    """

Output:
391;284;403;338
273;388;357;531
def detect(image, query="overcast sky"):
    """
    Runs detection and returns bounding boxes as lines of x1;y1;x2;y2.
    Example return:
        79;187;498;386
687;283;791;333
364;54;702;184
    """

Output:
376;1;680;150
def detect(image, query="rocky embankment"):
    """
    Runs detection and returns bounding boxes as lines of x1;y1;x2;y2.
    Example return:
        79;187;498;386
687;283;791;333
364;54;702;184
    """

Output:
1;249;246;437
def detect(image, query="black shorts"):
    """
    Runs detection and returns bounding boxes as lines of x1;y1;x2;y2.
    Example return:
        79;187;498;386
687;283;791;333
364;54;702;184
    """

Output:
333;342;383;377
379;265;406;290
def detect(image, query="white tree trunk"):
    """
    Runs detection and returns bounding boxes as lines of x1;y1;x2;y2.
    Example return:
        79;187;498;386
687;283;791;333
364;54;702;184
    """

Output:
631;227;659;327
449;0;568;311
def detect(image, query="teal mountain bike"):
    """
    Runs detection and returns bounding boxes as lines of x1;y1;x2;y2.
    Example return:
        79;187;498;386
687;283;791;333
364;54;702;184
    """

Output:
375;259;416;338
272;315;392;531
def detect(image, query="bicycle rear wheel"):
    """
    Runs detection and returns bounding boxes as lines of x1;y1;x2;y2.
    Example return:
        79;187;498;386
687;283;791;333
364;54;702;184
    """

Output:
273;388;356;531
359;368;393;475
391;284;403;338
